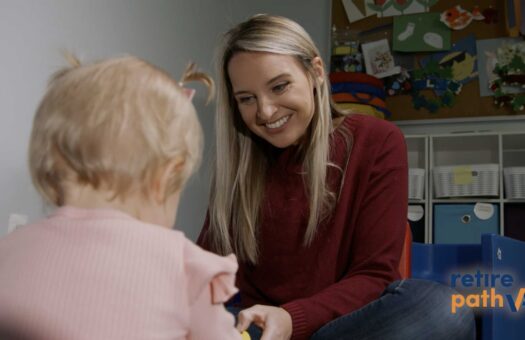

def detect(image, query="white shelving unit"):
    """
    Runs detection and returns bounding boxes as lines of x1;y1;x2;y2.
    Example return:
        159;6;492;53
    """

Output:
406;135;428;243
405;132;525;244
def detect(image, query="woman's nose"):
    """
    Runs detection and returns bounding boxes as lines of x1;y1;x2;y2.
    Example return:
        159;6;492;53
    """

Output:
257;98;277;121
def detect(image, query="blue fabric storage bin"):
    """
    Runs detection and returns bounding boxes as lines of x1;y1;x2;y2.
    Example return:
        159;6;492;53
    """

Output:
434;204;499;244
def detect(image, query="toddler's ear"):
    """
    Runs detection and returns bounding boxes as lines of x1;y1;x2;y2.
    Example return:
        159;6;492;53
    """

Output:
153;156;186;203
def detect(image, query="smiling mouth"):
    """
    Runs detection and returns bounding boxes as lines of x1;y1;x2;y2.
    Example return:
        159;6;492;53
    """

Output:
265;115;291;129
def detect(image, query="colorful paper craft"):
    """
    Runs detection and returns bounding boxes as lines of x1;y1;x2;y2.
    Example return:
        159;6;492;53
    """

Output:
409;60;462;113
476;38;524;97
393;13;451;52
362;39;401;78
440;5;484;30
491;41;525;111
367;0;436;18
419;34;478;96
384;68;412;96
342;0;439;23
342;0;375;23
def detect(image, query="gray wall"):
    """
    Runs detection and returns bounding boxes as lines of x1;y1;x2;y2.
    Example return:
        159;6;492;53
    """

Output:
0;0;330;240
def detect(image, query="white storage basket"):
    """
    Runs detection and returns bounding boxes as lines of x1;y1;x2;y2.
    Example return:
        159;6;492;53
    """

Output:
504;167;525;199
408;168;425;200
433;164;499;198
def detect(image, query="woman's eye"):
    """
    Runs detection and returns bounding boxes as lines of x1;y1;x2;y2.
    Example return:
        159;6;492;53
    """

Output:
238;96;255;104
273;82;289;93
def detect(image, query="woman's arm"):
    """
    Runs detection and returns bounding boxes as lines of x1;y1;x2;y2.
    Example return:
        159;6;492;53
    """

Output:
281;124;408;339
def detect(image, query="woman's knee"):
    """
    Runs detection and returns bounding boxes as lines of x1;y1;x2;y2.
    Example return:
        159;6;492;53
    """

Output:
392;279;476;339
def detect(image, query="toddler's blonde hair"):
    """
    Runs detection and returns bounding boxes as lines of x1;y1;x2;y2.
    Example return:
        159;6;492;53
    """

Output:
29;54;213;206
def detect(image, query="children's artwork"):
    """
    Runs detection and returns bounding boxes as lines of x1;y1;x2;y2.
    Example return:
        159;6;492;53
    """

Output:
369;0;438;18
440;5;484;30
521;0;525;35
342;0;374;23
330;29;364;72
490;41;525;111
367;0;433;18
476;38;524;97
342;0;439;23
384;68;412;96
409;61;463;113
361;39;401;78
504;0;522;37
393;12;451;52
419;34;478;95
330;53;364;73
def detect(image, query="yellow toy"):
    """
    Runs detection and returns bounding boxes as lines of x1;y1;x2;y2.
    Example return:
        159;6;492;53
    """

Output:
241;331;251;340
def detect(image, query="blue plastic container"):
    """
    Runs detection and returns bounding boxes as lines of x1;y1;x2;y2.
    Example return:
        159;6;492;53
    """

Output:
411;234;525;340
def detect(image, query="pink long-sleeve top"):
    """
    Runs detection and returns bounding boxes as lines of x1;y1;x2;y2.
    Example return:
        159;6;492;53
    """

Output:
0;206;241;340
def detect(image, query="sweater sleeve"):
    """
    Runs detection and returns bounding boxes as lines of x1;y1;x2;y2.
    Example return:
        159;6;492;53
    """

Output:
281;124;408;340
184;240;241;340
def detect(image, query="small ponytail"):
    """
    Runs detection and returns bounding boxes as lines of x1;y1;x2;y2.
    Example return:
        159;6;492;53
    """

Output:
179;62;215;104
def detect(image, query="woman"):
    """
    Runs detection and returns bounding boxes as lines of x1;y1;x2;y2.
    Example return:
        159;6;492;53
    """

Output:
198;14;475;340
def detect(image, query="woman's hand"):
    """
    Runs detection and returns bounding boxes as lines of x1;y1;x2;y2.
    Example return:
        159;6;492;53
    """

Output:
236;304;292;340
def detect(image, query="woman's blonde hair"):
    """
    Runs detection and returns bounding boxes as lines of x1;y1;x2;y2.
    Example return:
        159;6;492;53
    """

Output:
208;14;347;263
29;54;213;206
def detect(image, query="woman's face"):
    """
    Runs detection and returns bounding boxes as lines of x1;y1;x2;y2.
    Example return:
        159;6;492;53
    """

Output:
228;52;323;148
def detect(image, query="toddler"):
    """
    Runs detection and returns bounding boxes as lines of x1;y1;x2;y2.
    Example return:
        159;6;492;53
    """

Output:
0;54;241;340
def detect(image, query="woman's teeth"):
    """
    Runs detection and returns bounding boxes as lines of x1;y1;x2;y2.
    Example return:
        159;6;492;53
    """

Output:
266;115;290;129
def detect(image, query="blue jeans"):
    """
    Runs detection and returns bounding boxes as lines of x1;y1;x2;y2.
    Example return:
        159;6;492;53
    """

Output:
229;279;475;340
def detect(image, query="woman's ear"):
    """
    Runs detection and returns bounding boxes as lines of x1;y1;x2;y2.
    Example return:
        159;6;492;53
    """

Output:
311;56;325;85
152;156;186;204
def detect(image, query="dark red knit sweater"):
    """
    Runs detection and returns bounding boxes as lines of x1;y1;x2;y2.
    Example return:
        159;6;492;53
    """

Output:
198;114;408;340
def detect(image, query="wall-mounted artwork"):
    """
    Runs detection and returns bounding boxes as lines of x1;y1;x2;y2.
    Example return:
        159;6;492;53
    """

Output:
332;0;525;121
368;0;438;18
362;39;401;78
419;34;478;95
439;5;485;30
342;0;439;23
476;37;524;97
393;12;451;52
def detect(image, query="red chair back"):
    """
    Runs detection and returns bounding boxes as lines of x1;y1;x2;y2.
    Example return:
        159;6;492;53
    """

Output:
398;222;412;278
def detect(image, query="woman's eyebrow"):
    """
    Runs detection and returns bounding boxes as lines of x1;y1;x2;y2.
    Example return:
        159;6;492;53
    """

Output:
266;73;291;85
233;73;291;96
233;90;252;96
